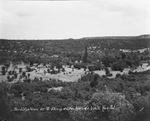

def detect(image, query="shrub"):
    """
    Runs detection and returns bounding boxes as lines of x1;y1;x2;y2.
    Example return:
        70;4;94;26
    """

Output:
116;73;121;78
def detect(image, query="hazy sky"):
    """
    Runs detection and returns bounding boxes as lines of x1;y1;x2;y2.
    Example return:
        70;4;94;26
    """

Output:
0;0;150;39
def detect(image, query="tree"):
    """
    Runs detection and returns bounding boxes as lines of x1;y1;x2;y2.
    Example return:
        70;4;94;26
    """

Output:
47;69;50;73
111;62;124;72
60;87;75;100
83;45;88;63
26;66;32;72
14;73;17;79
19;68;22;74
125;59;132;67
88;65;96;71
28;73;30;78
121;52;126;59
1;66;6;75
90;79;98;88
22;72;26;77
69;91;136;121
105;67;110;76
101;56;116;67
90;74;100;88
62;68;65;72
115;73;121;78
74;63;86;70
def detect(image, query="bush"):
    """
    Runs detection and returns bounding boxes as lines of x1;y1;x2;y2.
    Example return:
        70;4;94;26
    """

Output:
26;66;32;72
116;73;121;78
111;62;125;72
90;79;98;88
105;67;110;76
88;65;96;71
74;63;86;70
1;66;6;75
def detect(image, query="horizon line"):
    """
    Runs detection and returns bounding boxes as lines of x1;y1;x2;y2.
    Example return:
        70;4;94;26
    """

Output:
0;34;150;40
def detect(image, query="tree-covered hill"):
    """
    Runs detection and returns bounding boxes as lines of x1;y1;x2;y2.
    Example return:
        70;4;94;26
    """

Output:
0;34;150;64
0;34;150;53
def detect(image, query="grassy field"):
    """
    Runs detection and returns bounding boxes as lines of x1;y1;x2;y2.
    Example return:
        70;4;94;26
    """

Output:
1;62;150;83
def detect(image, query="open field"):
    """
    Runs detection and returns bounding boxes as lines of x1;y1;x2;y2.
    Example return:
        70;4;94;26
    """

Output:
1;62;150;83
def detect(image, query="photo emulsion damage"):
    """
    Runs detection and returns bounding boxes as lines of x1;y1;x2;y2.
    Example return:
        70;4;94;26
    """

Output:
0;0;150;121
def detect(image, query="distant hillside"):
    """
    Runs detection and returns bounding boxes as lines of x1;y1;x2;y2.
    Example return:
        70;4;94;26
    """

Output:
0;34;150;54
82;34;150;40
137;34;150;39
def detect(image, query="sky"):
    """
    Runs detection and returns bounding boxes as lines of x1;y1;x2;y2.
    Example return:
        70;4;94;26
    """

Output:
0;0;150;39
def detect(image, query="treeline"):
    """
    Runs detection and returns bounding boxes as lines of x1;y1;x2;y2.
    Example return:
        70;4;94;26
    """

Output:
0;35;150;65
0;36;150;52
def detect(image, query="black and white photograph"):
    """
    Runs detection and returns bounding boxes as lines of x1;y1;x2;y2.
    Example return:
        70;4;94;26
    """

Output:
0;0;150;121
